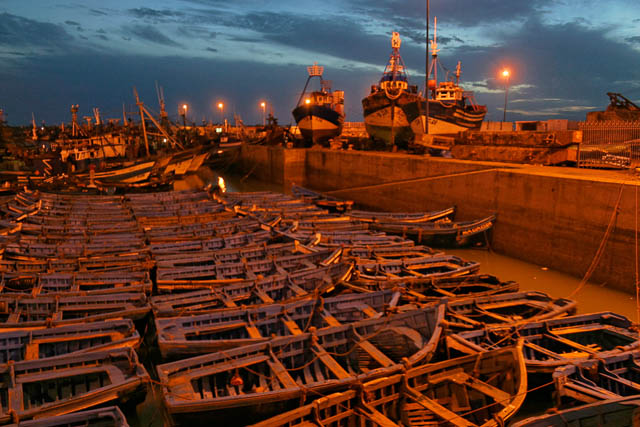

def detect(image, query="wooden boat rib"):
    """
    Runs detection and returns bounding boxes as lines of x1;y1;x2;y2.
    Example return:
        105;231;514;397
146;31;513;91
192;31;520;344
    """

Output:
4;405;129;426
0;319;140;362
251;343;526;427
0;348;148;423
446;291;577;330
157;305;444;421
447;311;640;373
155;290;402;358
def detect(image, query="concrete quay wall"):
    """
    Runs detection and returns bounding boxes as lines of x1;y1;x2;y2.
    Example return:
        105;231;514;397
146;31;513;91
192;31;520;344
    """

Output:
239;145;639;294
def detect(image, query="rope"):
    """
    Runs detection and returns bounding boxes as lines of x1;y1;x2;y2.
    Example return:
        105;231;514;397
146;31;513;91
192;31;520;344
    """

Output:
567;184;624;299
323;168;499;198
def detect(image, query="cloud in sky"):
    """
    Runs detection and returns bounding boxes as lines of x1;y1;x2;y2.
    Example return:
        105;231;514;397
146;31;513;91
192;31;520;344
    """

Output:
1;1;639;125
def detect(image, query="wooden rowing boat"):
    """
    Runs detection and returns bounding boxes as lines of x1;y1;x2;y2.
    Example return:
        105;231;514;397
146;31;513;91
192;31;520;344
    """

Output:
252;342;527;427
0;348;148;423
348;205;456;223
370;214;496;247
446;291;577;330
4;406;130;426
511;396;640;427
553;350;640;404
447;311;640;373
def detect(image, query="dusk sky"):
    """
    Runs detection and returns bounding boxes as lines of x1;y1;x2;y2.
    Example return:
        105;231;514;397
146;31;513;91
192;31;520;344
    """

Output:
1;0;640;126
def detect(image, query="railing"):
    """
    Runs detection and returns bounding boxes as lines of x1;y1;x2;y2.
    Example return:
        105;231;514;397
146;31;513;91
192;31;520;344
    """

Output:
578;121;640;168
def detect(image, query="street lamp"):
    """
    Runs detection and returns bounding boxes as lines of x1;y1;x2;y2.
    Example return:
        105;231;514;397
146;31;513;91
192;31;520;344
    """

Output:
501;69;510;123
260;101;266;126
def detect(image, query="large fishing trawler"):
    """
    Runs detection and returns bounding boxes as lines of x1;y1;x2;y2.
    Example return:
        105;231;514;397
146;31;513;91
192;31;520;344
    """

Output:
292;63;344;145
362;32;424;148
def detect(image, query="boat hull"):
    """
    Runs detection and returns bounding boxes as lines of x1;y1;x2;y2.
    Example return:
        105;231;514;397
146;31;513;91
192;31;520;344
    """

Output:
362;90;423;146
424;99;487;134
292;104;343;144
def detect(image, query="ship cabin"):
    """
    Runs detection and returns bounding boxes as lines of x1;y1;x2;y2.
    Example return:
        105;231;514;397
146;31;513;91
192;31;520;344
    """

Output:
434;81;464;103
307;91;335;108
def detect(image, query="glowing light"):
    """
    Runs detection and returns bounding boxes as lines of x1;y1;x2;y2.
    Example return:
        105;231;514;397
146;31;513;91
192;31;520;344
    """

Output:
305;99;311;105
260;102;266;108
502;70;510;78
218;103;224;110
217;176;227;193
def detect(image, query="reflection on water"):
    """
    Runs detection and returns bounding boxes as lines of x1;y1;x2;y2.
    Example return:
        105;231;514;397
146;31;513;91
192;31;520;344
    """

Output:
449;248;639;321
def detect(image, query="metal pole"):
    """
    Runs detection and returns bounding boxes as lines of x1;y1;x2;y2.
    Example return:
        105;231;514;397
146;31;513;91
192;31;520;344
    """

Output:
425;0;429;135
502;75;510;123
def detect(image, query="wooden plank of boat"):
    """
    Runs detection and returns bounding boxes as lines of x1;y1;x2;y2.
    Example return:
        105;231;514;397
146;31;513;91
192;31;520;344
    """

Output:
4;405;130;426
0;348;148;423
446;311;640;374
510;396;640;427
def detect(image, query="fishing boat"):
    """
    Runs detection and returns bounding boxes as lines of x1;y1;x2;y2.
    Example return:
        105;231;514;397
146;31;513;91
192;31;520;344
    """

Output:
155;289;402;358
348;206;456;223
157;305;444;425
446;311;640;373
423;17;487;135
446;291;577;330
370;214;496;247
511;396;640;427
0;348;148;423
352;254;480;288
252;343;527;427
0;319;140;362
362;32;424;147
553;350;640;404
5;406;130;427
290;184;353;213
291;63;345;145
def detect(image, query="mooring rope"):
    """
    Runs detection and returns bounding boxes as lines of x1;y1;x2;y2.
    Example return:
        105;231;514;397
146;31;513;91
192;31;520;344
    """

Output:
567;184;624;299
323;168;499;197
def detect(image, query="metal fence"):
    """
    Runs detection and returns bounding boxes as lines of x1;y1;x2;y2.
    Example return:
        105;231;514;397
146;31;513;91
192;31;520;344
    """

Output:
578;121;640;168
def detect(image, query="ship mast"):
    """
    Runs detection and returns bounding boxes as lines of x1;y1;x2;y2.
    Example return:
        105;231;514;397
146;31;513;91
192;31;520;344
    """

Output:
296;62;324;106
425;0;429;135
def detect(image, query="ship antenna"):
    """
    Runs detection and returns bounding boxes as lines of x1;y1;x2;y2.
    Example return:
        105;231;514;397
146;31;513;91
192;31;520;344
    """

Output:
425;0;430;135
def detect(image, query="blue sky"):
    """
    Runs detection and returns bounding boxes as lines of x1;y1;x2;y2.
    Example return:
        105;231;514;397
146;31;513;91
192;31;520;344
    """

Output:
1;0;640;125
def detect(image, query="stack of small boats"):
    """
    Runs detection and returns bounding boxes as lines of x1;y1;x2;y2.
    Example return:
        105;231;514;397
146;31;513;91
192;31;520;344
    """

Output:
0;185;635;426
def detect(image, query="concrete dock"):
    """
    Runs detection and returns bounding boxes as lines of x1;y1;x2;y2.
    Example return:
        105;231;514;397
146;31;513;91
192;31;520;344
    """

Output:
236;145;640;294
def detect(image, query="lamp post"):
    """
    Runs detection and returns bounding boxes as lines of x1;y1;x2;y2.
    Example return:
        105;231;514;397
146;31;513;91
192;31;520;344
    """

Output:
502;69;510;123
260;101;266;126
181;104;188;129
217;102;225;131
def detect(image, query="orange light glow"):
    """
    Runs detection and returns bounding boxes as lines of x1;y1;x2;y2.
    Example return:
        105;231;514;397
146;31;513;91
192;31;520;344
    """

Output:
502;70;510;78
182;104;188;113
304;99;311;105
260;102;266;108
218;102;224;110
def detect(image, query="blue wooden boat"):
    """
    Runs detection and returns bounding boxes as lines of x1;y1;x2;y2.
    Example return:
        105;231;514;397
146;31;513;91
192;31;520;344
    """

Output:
447;311;640;373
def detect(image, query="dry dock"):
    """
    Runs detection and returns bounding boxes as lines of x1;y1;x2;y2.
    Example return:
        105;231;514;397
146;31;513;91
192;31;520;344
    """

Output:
237;145;640;294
